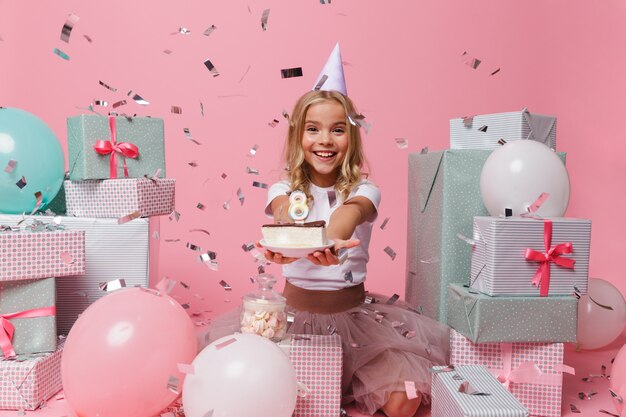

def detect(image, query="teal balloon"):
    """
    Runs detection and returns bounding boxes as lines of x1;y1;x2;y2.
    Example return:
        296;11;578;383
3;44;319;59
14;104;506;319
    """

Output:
0;108;65;214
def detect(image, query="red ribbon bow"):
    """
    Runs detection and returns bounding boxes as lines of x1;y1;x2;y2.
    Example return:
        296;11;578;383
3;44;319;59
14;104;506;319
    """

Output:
0;306;56;358
524;220;575;297
93;116;139;178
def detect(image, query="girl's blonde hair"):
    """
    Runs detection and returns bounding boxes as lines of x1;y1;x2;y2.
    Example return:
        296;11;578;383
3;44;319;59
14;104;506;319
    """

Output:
283;90;367;202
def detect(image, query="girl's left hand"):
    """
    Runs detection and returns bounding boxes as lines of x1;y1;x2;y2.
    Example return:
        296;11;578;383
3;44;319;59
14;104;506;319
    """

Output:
306;238;360;266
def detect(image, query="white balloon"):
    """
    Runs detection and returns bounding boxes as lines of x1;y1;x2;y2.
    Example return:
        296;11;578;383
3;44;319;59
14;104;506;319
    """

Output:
480;140;570;217
182;333;297;417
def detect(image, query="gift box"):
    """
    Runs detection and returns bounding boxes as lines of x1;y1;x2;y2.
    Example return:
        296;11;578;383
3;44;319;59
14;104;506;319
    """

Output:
450;109;557;150
450;329;570;417
431;364;529;417
64;178;176;218
446;284;577;343
0;339;64;410
470;216;591;296
67;114;166;180
0;229;85;281
0;278;57;357
278;334;342;417
0;215;152;335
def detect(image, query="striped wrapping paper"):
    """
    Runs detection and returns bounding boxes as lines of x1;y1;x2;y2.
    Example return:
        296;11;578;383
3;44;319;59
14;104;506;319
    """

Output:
470;216;591;296
0;215;151;335
450;109;557;150
64;178;175;218
431;365;529;417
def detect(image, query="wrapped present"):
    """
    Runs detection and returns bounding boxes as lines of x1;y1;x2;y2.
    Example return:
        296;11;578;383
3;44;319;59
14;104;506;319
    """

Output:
0;278;56;357
446;284;577;343
0;339;64;410
0;215;152;335
470;217;591;296
278;334;342;417
431;364;529;417
67;114;166;180
450;329;572;417
0;228;85;281
450;109;557;150
64;178;176;218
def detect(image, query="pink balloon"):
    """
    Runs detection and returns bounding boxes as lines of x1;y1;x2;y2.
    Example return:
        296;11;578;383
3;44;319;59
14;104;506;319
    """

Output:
61;288;197;417
611;343;626;414
577;278;626;350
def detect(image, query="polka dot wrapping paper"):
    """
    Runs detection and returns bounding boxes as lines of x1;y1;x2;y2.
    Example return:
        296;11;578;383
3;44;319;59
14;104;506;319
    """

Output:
64;178;175;218
0;230;85;281
67;115;166;181
450;329;566;417
0;340;63;410
278;334;342;417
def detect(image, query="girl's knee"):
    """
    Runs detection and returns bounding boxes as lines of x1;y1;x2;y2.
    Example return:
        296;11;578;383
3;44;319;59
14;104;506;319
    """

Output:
381;391;422;417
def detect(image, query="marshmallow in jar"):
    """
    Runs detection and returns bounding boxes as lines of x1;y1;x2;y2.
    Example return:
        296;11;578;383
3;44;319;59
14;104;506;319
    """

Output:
240;274;287;341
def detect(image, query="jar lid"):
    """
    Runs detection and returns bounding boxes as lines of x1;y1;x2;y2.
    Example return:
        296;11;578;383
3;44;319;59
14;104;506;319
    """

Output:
243;273;286;305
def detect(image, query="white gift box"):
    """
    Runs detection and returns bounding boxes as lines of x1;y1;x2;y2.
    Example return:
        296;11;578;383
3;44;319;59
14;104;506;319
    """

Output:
0;215;152;335
450;109;557;150
470;216;591;296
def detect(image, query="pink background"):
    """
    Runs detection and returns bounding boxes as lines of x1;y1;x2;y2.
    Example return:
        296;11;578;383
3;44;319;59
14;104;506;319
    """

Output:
1;1;625;316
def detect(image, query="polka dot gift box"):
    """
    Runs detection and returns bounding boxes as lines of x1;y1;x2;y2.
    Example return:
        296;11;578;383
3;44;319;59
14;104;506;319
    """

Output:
449;329;573;417
278;334;342;417
64;178;175;218
0;229;85;281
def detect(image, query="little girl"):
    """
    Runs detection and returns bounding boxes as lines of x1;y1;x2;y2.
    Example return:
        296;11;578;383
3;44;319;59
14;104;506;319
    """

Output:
262;89;449;417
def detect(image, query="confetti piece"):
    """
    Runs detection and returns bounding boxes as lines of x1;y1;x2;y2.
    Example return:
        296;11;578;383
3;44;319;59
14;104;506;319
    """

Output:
223;201;231;210
215;338;236;350
127;91;149;106
268;119;280;127
16;176;27;189
221;173;227;179
466;58;481;69
490;68;501;76
171;106;182;114
112;100;127;108
152;230;160;240
239;65;251;83
610;388;623;404
60;13;79;43
118;210;141;224
204;59;220;77
380;217;390;230
93;100;108;107
327;190;337;207
183;128;201;145
347;112;372;134
395;138;408;149
98;80;117;92
246;166;259;175
99;279;126;292
203;25;217;36
219;280;232;290
83;34;92;43
261;9;270;31
181;303;190;309
281;67;303;78
249;144;259;156
344;271;353;282
478;125;488;132
578;391;598;400
60;252;75;265
53;48;70;60
386;294;400;305
163;49;173;54
177;363;194;375
384;246;396;260
187;242;202;252
253;181;268;189
200;101;204;117
569;404;581;413
242;242;255;252
462;116;474;127
197;202;206;210
420;146;429;154
169;210;181;222
155;277;177;294
167;376;180;394
237;188;245;205
178;27;191;34
188;161;198;167
497;138;507;145
190;229;211;236
405;381;418;399
314;74;328;90
4;159;16;173
599;410;619;417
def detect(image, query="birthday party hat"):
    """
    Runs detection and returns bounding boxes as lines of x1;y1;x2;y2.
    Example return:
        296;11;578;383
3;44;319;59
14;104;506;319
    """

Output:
312;43;347;95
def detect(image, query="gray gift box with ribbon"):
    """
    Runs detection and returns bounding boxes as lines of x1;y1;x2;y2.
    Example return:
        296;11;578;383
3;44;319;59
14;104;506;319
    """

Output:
446;284;577;343
450;109;557;150
0;277;56;356
68;114;166;180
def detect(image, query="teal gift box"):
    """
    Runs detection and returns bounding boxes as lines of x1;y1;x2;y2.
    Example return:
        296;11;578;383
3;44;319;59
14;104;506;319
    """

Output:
67;114;166;180
446;284;577;343
405;150;566;323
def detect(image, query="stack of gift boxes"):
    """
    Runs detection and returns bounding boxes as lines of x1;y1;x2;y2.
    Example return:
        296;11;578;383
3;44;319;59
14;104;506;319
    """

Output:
407;109;590;416
0;113;174;410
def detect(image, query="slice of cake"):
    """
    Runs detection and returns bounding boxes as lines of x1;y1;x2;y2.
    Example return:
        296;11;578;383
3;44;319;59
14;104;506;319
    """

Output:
261;221;327;247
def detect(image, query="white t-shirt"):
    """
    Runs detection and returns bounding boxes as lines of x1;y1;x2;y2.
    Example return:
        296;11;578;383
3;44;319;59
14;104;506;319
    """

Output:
265;179;381;290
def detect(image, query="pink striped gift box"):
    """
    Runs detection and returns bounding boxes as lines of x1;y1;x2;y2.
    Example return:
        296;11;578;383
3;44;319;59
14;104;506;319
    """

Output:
64;178;175;218
0;229;85;281
450;329;571;417
0;340;64;410
278;334;342;417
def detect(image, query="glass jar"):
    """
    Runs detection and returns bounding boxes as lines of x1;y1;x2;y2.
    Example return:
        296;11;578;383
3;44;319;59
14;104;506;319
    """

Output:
240;274;287;342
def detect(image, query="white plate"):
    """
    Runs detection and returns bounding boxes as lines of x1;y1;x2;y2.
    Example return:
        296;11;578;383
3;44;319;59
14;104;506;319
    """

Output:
259;240;335;258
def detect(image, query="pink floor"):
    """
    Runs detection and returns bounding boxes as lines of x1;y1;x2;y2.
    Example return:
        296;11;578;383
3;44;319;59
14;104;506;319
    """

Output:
5;332;624;417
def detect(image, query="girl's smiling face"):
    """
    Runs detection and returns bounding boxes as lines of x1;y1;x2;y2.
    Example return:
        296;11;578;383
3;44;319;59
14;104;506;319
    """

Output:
301;100;349;187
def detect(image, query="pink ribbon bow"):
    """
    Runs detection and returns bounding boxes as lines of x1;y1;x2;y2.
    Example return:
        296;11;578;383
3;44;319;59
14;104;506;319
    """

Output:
93;116;139;178
0;306;56;358
524;220;575;297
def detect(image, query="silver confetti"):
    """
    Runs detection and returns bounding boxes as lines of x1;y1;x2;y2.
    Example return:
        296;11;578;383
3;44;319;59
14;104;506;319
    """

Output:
200;101;204;117
253;181;268;189
127;91;149;105
380;217;390;230
60;13;79;43
327;190;337;207
246;166;259;175
478;125;488;132
219;280;232;291
384;246;397;260
183;128;201;145
98;279;126;292
395;138;408;149
237;188;245;205
223;201;231;210
268;119;280;127
420;146;429;154
569;404;581;413
180;282;190;289
203;25;217;36
249;144;259;156
261;9;270;31
171;106;183;114
15;176;27;189
167;376;180;394
93;100;108;107
578;391;598;400
242;242;255;252
98;80;117;92
83;34;92;42
490;68;501;76
112;100;127;108
163;49;173;54
314;74;328;90
178;27;191;35
4;159;16;173
204;59;220;77
344;271;353;282
609;388;623;404
281;67;303;78
187;242;202;252
599;410;619;417
386;294;400;305
190;229;211;236
197;203;206;210
169;210;181;222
